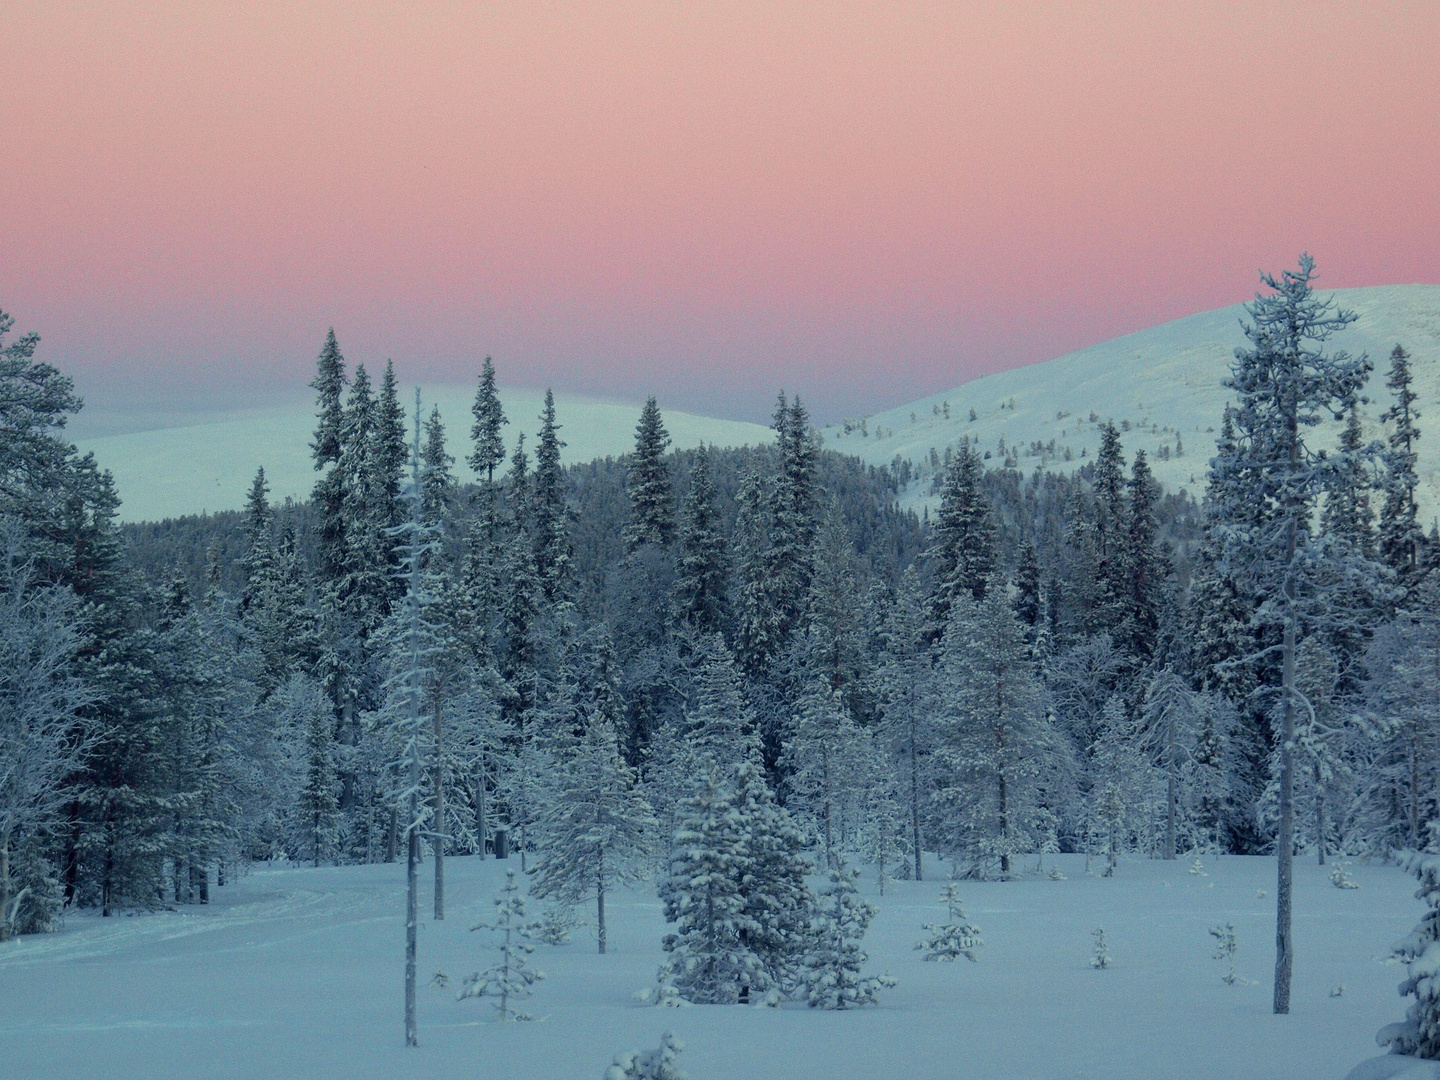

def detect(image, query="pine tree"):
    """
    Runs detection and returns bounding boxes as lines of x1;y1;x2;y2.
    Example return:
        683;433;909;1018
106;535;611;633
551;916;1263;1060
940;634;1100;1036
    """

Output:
458;869;545;1021
801;866;896;1008
624;397;675;551
1379;344;1424;584
1117;450;1169;661
1013;542;1042;639
769;392;820;638
672;445;728;634
660;772;767;1004
532;389;571;602
681;634;762;769
296;692;338;867
914;880;983;962
1212;255;1374;1014
0;525;94;938
931;582;1054;877
783;679;871;868
732;760;813;993
926;440;995;633
878;568;934;881
420;406;455;529
530;713;655;953
469;356;508;484
310;330;349;585
733;470;787;676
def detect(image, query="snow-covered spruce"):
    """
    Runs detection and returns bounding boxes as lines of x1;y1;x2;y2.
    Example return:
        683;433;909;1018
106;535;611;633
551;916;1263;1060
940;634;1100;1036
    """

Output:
604;1031;687;1080
1210;924;1239;986
458;869;545;1021
659;772;769;1004
634;959;689;1008
802;866;896;1009
1090;928;1110;969
914;880;983;962
1378;852;1440;1060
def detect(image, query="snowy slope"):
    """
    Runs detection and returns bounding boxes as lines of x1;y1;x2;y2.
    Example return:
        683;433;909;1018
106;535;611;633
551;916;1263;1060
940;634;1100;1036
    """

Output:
74;387;774;523
821;285;1440;521
0;853;1414;1080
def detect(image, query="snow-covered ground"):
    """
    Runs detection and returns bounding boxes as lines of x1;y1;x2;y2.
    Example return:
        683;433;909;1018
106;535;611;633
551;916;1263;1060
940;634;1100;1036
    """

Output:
0;852;1418;1079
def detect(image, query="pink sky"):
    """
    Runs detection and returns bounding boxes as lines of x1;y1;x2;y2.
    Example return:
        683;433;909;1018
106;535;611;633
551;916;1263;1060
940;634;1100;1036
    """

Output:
4;1;1438;425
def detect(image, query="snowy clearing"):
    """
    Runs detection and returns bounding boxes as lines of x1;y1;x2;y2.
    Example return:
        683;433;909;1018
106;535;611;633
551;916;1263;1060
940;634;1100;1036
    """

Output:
0;853;1417;1080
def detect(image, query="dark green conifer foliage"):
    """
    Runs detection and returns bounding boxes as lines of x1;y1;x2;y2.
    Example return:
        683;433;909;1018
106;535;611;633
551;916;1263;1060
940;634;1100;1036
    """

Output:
1380;344;1424;583
309;330;348;584
420;405;455;528
1117;451;1168;661
532;390;571;602
623;397;674;551
1013;542;1042;632
468;356;508;484
672;445;729;634
926;440;995;633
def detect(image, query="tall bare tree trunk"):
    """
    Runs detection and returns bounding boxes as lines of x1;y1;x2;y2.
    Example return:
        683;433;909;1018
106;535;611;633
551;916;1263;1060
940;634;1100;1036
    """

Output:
0;835;11;941
433;695;444;921
909;718;923;881
1274;522;1297;1016
597;847;607;955
1315;764;1327;866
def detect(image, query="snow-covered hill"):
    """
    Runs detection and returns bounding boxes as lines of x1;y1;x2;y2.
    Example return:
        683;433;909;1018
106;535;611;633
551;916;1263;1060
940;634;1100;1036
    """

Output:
76;387;774;523
821;285;1440;522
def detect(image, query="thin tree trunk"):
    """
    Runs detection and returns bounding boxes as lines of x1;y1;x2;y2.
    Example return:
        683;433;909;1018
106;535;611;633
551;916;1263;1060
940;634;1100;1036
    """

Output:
1165;772;1177;860
0;835;10;941
1316;764;1327;866
433;694;445;921
909;715;923;881
1274;554;1297;1016
597;848;607;955
1411;734;1421;848
475;751;489;858
405;758;420;1046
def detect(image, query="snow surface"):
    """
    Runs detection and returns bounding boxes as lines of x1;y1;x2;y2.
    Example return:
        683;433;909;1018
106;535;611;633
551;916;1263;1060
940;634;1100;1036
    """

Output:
73;387;774;523
821;285;1440;522
0;853;1419;1080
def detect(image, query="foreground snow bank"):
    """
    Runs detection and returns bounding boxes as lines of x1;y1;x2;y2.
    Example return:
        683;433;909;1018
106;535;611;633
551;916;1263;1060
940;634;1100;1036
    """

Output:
1346;1057;1440;1080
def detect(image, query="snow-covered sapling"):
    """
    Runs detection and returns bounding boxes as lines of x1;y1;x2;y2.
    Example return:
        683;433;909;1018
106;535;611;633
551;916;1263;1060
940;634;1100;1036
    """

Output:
804;866;897;1008
1090;927;1110;969
915;880;983;962
1210;924;1239;986
1379;853;1440;1058
458;870;545;1021
1331;866;1360;890
634;960;689;1008
1189;857;1207;877
604;1031;687;1080
1047;866;1067;881
536;903;580;945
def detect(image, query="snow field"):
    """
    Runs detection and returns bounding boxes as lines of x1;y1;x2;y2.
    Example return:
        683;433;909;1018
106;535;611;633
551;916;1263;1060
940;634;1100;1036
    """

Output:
0;853;1417;1080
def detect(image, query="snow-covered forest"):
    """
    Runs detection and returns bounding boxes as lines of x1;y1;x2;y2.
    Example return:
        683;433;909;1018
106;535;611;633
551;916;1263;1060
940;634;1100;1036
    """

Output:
3;258;1439;1078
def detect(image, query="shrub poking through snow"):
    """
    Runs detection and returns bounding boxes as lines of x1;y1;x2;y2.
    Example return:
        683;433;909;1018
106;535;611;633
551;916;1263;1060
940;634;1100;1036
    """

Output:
458;870;545;1021
1210;924;1239;986
915;880;983;962
1047;866;1067;881
604;1031;687;1080
1091;928;1110;969
1379;852;1440;1059
1331;865;1360;890
803;866;897;1008
635;960;689;1008
1189;857;1207;877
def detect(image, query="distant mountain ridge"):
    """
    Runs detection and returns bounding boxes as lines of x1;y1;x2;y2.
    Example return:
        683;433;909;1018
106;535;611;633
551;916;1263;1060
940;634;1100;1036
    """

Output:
820;284;1440;523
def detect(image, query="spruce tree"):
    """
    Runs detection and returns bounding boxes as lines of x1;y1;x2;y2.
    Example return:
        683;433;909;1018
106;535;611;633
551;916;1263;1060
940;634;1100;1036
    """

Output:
1117;450;1169;661
770;392;820;639
1379;344;1425;584
469;356;508;484
660;773;766;1004
458;869;545;1021
801;866;896;1009
671;445;728;634
926;440;995;633
309;330;349;585
532;390;570;602
732;760;813;994
624;397;674;551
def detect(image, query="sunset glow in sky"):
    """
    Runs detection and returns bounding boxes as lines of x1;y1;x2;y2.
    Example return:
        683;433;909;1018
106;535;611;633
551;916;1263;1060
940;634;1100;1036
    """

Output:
5;2;1438;424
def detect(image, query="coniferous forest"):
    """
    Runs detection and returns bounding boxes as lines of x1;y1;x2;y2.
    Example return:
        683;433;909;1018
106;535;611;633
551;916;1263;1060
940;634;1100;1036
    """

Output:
4;258;1440;1062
